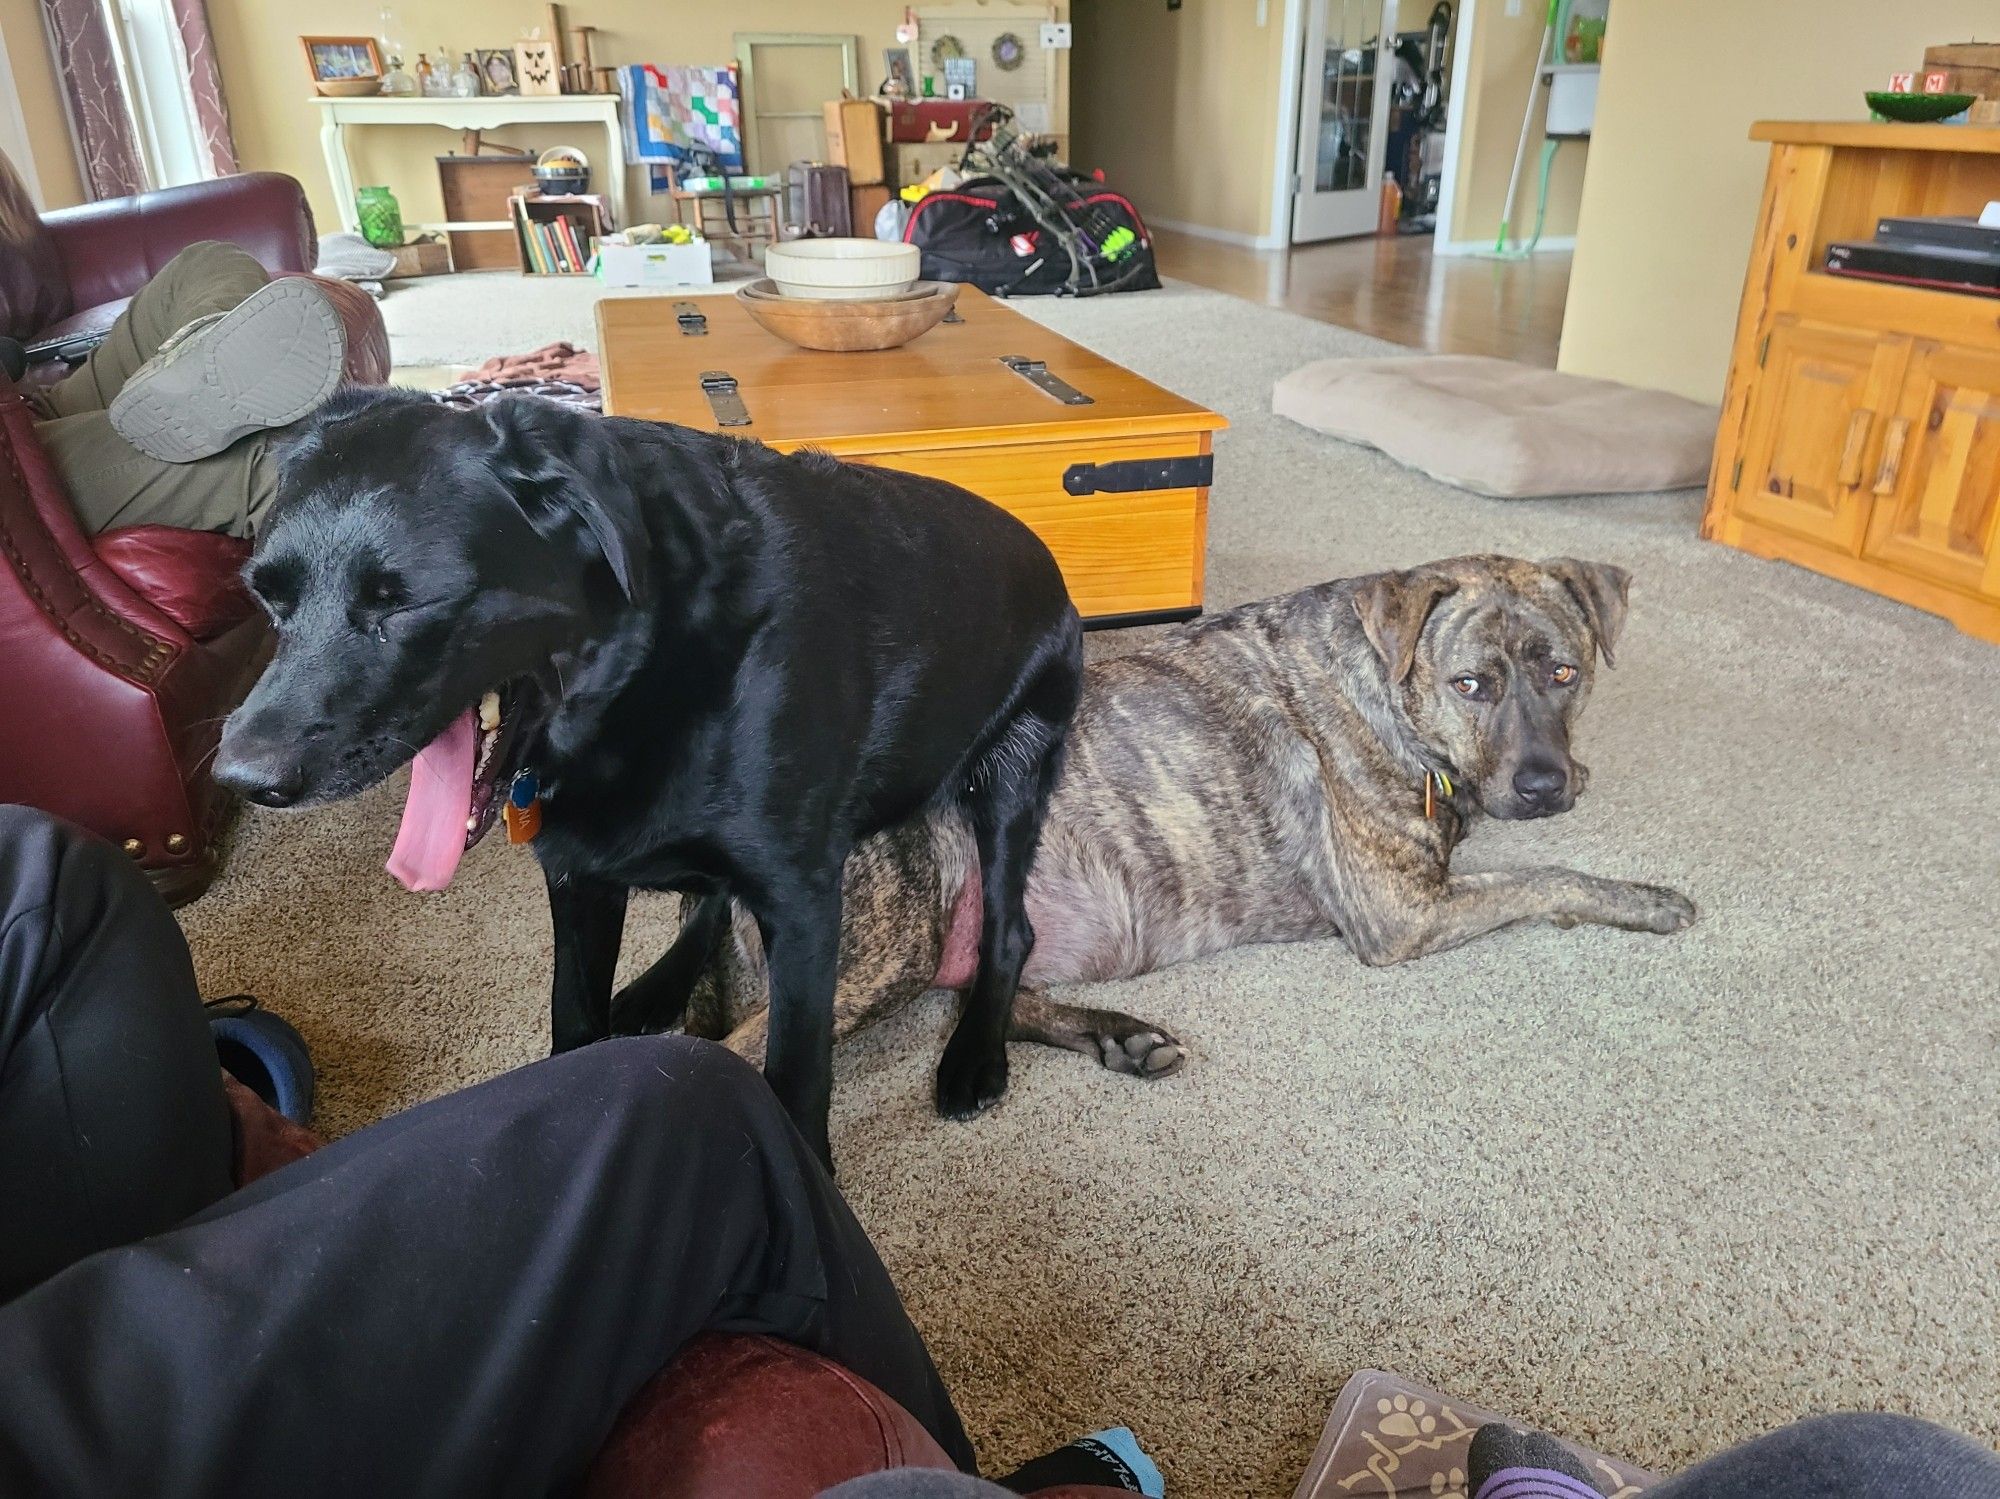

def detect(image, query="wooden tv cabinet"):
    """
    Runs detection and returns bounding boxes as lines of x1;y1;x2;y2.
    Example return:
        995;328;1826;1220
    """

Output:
1703;121;2000;644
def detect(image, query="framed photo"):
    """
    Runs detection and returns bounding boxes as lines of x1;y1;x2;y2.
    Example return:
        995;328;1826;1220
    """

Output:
475;48;519;96
882;46;915;96
300;35;383;83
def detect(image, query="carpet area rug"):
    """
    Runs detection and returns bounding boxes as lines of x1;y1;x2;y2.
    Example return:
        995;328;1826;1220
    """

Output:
182;278;2000;1496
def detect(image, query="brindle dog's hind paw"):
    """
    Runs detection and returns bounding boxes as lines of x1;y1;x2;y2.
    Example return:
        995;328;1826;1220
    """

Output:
1098;1023;1186;1079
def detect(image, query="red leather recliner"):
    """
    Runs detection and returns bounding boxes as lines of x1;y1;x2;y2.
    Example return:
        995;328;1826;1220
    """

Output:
0;172;390;902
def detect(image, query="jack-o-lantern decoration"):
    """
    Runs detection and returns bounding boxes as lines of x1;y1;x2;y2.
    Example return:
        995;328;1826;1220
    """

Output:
515;38;560;95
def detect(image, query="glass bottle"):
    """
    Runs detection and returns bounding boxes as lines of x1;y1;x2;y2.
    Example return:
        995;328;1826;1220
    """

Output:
451;53;480;97
355;186;404;249
413;52;432;94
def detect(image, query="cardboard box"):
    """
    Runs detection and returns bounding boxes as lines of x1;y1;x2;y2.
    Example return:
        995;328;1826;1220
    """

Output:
823;99;887;186
595;240;714;287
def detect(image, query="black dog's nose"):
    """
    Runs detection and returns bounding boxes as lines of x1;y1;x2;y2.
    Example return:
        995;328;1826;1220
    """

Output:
213;745;306;808
1512;763;1569;807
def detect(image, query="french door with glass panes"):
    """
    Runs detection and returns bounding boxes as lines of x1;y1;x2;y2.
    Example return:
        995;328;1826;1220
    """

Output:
1292;0;1397;241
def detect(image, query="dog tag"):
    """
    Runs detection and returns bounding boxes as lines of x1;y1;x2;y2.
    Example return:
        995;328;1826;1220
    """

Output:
504;770;542;844
699;370;752;428
674;301;708;336
999;355;1092;406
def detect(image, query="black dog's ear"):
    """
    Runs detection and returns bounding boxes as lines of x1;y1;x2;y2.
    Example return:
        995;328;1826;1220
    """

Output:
1353;568;1459;684
1541;557;1630;666
482;396;649;604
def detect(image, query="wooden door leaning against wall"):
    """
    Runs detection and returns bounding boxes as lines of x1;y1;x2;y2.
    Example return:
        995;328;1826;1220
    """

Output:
735;33;859;174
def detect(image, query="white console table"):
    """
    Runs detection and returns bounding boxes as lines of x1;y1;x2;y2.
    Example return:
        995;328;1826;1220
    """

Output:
311;94;625;237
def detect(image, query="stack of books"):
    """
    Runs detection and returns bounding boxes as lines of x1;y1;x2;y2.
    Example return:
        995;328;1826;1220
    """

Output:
511;199;596;276
1825;209;2000;297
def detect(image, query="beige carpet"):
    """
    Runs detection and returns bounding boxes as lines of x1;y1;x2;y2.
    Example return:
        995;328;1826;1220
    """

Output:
181;276;2000;1496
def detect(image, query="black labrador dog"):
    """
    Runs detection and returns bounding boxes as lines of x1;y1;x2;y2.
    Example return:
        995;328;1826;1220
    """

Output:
214;388;1082;1161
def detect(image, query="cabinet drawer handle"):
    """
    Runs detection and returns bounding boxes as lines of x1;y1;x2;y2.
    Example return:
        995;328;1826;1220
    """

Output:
1872;417;1910;496
1836;408;1874;488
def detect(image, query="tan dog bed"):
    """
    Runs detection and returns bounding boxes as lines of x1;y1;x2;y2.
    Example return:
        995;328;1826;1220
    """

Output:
1272;354;1718;498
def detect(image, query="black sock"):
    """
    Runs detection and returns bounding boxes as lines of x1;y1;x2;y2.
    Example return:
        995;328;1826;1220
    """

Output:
1467;1423;1606;1499
996;1428;1159;1495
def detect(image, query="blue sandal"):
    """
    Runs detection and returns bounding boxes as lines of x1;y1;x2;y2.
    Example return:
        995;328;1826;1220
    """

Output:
205;996;316;1126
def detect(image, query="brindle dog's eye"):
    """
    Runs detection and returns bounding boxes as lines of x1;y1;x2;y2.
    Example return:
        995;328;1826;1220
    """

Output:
1551;664;1578;686
1451;675;1481;696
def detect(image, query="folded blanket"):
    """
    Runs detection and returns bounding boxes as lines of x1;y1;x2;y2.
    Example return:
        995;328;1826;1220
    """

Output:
619;63;744;194
434;341;602;412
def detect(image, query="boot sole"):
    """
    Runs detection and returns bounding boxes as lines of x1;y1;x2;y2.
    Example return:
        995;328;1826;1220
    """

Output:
110;279;347;463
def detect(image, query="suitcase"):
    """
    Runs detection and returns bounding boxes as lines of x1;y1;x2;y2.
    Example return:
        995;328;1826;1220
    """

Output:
886;100;996;145
850;183;895;239
822;99;887;186
783;162;852;239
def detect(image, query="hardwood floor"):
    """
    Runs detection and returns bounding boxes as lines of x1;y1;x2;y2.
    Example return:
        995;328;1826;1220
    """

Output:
1151;229;1572;368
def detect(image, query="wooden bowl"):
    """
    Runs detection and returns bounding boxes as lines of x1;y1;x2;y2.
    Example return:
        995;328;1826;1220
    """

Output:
737;279;960;352
316;77;383;97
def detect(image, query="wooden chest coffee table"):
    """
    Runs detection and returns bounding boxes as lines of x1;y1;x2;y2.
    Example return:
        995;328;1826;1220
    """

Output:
596;287;1225;625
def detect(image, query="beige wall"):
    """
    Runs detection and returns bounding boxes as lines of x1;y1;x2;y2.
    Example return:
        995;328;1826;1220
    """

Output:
1559;0;2000;403
1445;0;1586;249
1071;0;1289;243
0;0;85;208
208;0;1064;230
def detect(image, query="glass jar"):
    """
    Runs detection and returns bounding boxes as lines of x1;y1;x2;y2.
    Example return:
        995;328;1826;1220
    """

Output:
451;54;480;97
356;186;404;248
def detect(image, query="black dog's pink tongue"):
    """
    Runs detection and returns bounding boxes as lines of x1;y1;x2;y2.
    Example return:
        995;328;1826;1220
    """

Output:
387;709;476;892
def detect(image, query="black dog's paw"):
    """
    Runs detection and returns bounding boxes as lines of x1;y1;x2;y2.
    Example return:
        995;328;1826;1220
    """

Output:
1096;1023;1186;1079
935;1042;1010;1121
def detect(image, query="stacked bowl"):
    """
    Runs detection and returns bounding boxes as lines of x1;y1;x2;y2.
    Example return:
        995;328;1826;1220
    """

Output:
741;239;958;351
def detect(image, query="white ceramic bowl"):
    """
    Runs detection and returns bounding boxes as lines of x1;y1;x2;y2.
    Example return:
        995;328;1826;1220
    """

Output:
763;238;921;300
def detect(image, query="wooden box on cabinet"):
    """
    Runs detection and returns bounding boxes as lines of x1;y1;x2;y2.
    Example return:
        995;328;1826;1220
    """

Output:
1703;122;2000;644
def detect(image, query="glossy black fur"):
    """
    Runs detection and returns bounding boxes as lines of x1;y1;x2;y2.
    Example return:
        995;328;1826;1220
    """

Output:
214;388;1082;1162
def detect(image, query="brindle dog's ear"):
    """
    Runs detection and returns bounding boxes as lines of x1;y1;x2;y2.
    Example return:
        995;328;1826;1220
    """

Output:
1542;557;1630;666
1352;569;1459;684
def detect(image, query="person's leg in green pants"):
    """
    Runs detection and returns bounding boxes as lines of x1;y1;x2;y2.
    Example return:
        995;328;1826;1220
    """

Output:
27;241;346;538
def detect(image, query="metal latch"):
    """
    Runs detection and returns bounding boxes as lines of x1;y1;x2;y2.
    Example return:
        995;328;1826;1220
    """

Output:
942;307;964;324
1063;454;1214;495
999;355;1092;405
699;370;751;427
675;302;708;336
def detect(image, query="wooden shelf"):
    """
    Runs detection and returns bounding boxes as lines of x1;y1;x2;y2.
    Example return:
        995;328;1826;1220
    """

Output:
1752;120;2000;154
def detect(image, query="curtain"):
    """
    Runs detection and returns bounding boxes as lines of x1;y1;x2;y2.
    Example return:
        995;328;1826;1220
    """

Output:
38;0;144;200
169;0;238;178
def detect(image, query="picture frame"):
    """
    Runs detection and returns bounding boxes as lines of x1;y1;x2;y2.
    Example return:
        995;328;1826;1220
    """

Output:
882;46;915;97
300;35;383;84
475;48;519;96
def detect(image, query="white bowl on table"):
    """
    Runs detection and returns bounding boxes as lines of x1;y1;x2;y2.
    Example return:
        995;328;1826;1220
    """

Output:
763;239;921;300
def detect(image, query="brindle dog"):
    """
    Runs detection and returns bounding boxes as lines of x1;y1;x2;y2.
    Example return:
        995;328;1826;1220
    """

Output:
629;555;1697;1073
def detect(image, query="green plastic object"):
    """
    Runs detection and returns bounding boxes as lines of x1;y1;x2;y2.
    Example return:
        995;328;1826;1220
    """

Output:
355;186;403;248
1865;91;1975;123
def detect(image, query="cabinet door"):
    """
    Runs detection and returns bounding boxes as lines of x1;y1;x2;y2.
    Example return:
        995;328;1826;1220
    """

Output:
1860;343;2000;601
1732;321;1896;553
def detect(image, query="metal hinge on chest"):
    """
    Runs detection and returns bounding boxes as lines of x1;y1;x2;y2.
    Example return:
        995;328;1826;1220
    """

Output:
1063;454;1215;494
699;370;751;427
999;355;1093;405
674;301;708;336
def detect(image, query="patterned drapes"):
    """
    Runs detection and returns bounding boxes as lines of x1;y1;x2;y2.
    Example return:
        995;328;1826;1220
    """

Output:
170;0;238;177
37;0;239;200
38;0;144;200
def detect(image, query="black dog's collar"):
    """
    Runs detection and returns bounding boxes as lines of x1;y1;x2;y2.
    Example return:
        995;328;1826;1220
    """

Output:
1423;769;1456;821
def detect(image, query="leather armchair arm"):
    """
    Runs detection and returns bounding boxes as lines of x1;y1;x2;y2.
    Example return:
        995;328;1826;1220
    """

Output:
41;173;318;313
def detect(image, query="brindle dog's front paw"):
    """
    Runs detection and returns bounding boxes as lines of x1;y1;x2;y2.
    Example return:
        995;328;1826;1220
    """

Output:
935;1040;1009;1121
1096;1022;1186;1079
1617;882;1697;934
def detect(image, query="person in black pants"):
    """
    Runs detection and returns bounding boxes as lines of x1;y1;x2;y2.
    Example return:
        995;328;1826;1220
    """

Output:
0;804;972;1496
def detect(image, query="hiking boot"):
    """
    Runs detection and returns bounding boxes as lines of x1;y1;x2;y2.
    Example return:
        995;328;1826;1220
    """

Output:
109;277;346;462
